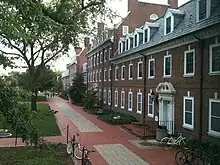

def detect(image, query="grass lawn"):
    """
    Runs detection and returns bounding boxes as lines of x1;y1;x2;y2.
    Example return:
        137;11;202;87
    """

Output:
0;144;72;165
0;103;61;137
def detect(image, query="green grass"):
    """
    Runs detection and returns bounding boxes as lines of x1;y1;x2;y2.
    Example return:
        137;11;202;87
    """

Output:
0;144;72;165
0;103;61;137
36;95;47;102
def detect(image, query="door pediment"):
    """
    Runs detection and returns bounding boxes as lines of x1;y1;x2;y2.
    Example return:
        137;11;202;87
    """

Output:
156;82;176;94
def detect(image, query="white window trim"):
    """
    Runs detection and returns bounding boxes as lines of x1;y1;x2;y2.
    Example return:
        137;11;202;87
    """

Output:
103;89;107;104
115;67;118;81
125;38;130;51
108;68;111;81
114;90;118;107
129;63;133;80
184;49;195;77
209;43;220;75
196;0;211;22
129;37;134;49
99;70;101;82
143;27;150;44
164;14;174;35
134;34;139;47
147;93;154;118
109;47;112;59
121;91;125;109
104;69;107;81
128;91;133;111
183;96;194;130
137;92;142;114
97;54;99;65
148;59;155;79
100;52;102;64
137;61;143;79
121;65;125;80
163;54;172;77
108;90;111;105
208;99;220;137
94;55;96;67
104;49;107;62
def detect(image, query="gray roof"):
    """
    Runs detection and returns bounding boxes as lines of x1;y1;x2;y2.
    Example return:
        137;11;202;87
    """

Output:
112;0;220;61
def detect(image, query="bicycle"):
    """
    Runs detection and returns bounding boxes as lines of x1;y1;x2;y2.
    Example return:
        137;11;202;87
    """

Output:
81;146;96;165
160;132;186;150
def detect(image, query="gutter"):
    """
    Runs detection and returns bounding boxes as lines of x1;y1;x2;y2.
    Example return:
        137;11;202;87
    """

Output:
140;53;146;124
193;34;203;141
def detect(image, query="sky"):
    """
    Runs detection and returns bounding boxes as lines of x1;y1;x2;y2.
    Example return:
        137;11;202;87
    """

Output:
0;0;190;75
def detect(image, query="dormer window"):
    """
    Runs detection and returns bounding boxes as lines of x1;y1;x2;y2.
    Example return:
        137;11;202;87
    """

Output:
165;16;172;34
134;34;138;47
130;37;134;49
119;42;122;53
122;41;126;52
138;32;143;45
126;39;129;50
144;28;149;43
196;0;211;22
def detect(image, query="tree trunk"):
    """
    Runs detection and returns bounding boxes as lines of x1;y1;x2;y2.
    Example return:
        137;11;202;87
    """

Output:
31;87;37;111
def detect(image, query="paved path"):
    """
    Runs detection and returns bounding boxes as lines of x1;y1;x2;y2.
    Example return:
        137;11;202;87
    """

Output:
94;144;149;165
58;103;102;132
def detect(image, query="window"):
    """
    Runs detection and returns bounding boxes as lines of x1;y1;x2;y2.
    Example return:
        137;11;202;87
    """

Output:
121;65;125;80
209;99;220;136
104;50;107;62
93;72;95;82
108;68;111;80
130;37;134;49
128;91;133;111
165;16;171;34
114;90;118;107
164;55;172;77
115;67;119;80
119;42;122;53
210;43;220;74
129;64;133;79
138;62;143;79
184;49;195;76
196;0;210;22
108;90;111;105
109;47;112;59
100;52;102;63
122;41;126;52
144;28;149;43
103;90;107;103
99;89;101;100
139;32;143;45
148;59;155;78
96;72;98;82
104;69;107;81
94;55;96;66
183;97;194;129
99;69;101;81
97;54;99;65
121;91;125;109
134;34;138;47
126;39;129;50
148;93;154;117
137;92;142;114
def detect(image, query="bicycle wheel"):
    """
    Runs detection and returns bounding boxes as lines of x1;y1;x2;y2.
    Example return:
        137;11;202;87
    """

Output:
192;156;204;165
175;150;186;165
66;142;73;155
74;146;83;160
83;159;92;165
161;137;173;150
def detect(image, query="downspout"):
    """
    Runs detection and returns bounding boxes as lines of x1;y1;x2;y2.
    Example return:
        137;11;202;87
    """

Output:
110;62;113;114
140;53;147;124
194;34;203;141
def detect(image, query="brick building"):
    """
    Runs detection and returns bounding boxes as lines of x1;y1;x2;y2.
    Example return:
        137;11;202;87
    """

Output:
111;0;220;144
87;0;177;107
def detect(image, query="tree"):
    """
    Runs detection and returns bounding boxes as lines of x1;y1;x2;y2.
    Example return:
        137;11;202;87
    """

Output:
0;0;111;111
69;72;86;104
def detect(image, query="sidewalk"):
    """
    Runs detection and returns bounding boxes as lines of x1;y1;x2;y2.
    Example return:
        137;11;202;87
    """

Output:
49;97;176;165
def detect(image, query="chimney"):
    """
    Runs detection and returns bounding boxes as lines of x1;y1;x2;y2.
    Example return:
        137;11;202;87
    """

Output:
97;22;104;35
74;47;82;55
84;37;90;49
168;0;178;8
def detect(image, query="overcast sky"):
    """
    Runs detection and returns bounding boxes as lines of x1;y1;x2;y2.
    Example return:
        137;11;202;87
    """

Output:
0;0;190;75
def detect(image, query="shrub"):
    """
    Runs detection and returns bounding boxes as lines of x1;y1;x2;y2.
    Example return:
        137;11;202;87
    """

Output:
84;89;99;110
36;95;47;102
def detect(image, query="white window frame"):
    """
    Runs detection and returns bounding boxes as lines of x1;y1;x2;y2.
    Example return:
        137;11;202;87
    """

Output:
114;90;118;107
129;63;133;80
100;52;102;64
148;59;155;79
137;92;142;114
109;47;112;59
164;13;174;35
121;91;125;109
209;43;220;74
128;91;133;111
208;99;220;137
163;54;172;77
183;96;194;130
115;67;118;81
108;68;111;81
148;93;154;118
126;38;130;51
121;65;125;80
108;90;111;105
184;49;195;77
103;89;107;104
143;27;150;43
104;49;107;62
134;34;138;47
104;69;107;81
137;61;143;79
99;69;101;82
196;0;211;22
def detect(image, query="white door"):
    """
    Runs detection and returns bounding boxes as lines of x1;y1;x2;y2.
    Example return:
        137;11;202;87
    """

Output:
166;101;173;134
